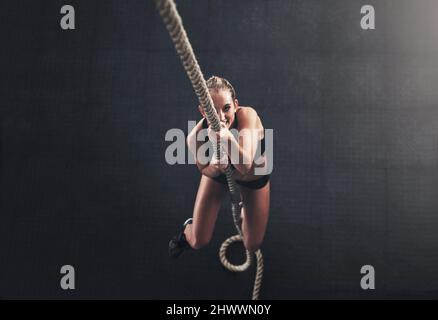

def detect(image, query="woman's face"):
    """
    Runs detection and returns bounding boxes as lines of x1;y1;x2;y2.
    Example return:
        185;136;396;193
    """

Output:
200;89;238;129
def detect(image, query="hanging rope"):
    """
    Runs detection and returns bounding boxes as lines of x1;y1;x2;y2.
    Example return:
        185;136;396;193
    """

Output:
154;0;263;300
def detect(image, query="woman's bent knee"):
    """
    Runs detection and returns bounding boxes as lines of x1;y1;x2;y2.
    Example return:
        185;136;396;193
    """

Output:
189;236;211;250
243;237;263;252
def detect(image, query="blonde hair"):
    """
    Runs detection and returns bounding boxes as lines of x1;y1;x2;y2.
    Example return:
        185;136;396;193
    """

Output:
206;76;237;100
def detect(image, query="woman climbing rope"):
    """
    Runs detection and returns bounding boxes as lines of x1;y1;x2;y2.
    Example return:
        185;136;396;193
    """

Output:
169;76;270;258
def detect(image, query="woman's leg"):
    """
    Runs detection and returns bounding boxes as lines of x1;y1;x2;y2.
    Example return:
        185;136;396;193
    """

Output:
184;175;227;249
240;181;270;252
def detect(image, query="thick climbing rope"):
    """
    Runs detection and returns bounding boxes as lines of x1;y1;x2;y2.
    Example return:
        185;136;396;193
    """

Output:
154;0;263;300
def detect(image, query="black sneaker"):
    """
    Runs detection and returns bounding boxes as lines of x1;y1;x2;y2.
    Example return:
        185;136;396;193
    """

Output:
168;218;193;258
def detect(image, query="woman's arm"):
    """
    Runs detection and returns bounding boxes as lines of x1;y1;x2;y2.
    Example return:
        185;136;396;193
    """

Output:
187;119;226;177
211;108;260;176
187;119;209;173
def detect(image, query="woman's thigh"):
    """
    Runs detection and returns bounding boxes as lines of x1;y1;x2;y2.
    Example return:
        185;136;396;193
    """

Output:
240;181;270;251
188;175;227;247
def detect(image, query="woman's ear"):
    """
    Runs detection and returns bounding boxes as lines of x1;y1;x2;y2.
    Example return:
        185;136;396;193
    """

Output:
234;99;239;108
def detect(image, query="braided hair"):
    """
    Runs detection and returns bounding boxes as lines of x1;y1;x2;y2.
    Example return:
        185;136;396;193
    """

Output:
206;76;237;101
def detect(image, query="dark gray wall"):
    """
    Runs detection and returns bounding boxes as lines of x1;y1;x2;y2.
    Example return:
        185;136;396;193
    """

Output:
1;0;437;299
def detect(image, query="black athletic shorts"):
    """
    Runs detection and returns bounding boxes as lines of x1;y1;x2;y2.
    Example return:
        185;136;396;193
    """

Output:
211;174;270;190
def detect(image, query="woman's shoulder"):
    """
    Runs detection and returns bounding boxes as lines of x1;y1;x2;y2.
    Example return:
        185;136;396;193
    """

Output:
236;106;258;120
237;106;257;114
236;106;263;130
